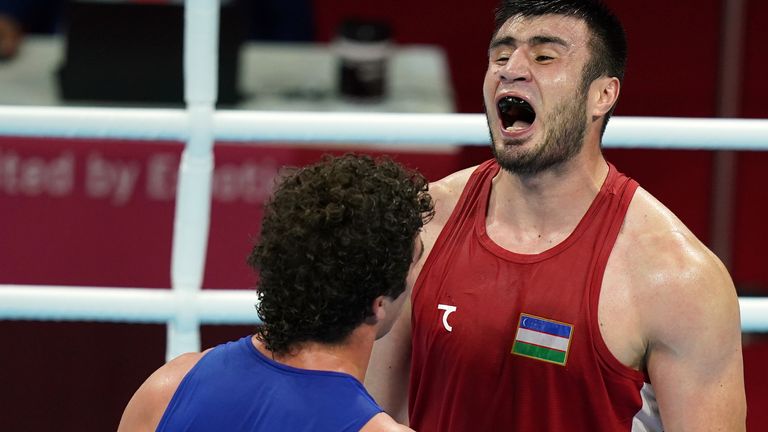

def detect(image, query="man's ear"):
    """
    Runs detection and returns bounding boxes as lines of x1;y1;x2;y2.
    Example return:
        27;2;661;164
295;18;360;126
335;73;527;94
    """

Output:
591;76;620;120
365;295;388;325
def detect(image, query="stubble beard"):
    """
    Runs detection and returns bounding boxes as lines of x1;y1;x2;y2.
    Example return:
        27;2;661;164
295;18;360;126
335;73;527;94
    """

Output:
488;88;589;177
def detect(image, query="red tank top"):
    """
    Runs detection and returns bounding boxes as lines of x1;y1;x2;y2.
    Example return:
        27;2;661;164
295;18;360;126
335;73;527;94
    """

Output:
409;160;656;431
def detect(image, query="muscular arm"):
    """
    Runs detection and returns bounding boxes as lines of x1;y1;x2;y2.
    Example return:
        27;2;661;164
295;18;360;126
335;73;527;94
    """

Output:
117;352;204;432
644;248;745;431
614;191;747;431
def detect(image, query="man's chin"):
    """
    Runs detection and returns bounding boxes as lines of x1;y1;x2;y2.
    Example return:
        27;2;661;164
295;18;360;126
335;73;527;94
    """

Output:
491;138;533;160
500;136;531;148
492;145;528;171
491;139;559;176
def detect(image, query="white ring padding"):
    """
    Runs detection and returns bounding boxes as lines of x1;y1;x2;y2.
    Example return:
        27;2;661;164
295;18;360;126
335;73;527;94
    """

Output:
1;105;767;150
0;285;261;325
601;117;768;150
1;285;767;331
212;111;489;146
739;297;768;332
0;106;187;141
165;0;221;361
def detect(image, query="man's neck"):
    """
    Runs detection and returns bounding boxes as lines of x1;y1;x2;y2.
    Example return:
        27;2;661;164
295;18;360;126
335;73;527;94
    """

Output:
486;150;609;254
251;326;375;382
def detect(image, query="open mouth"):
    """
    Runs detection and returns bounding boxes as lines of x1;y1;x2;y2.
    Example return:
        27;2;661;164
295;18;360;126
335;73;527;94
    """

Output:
497;96;536;131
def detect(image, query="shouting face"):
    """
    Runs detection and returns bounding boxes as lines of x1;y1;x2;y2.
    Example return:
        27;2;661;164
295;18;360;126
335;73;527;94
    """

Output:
484;14;594;175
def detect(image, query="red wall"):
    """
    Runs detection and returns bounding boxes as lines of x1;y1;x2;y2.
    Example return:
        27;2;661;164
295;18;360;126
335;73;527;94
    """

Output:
733;0;768;289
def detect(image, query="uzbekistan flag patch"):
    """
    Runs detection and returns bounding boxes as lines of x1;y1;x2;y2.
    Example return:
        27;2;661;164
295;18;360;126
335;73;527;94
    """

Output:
511;313;574;366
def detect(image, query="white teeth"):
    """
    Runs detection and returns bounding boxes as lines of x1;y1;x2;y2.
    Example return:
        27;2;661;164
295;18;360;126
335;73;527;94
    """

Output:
505;120;532;132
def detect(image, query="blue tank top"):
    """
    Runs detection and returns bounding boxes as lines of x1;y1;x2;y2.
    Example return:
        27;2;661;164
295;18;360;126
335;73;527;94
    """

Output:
157;336;383;431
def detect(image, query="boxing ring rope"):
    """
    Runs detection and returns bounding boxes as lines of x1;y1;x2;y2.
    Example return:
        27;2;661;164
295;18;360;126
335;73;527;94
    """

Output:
1;0;767;361
1;105;768;150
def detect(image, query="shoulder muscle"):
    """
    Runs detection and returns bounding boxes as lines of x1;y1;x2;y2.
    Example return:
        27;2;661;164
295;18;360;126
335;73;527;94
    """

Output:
615;187;745;430
117;351;207;432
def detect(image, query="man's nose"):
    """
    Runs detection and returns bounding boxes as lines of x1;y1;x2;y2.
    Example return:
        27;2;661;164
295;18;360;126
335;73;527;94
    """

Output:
499;50;531;82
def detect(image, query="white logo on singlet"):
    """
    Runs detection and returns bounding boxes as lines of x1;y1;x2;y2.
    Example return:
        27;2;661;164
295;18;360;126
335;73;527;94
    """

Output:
437;304;457;332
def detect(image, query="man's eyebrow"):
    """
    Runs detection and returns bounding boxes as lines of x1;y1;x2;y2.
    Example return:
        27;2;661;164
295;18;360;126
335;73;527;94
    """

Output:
528;35;570;48
489;35;570;51
489;36;517;51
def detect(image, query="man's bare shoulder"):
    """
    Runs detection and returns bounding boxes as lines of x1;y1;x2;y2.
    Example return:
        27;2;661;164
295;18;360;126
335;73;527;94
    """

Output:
619;187;729;284
117;350;209;431
414;164;481;260
360;412;415;432
428;164;480;225
621;187;725;272
616;187;737;335
145;351;206;399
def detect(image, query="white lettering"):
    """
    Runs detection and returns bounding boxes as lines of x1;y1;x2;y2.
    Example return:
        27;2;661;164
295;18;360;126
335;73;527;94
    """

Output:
48;153;75;196
146;154;279;204
85;152;140;206
85;153;112;199
146;153;178;201
19;157;45;196
0;150;20;193
0;150;75;197
113;163;140;205
437;304;457;332
211;159;278;204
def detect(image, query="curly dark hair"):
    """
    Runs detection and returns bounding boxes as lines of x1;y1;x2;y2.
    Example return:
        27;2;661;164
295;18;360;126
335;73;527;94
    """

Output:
248;154;434;355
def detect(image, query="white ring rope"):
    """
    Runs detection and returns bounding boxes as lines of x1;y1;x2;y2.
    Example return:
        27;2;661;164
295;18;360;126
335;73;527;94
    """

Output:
0;285;259;324
1;105;768;150
2;285;766;331
0;0;766;361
